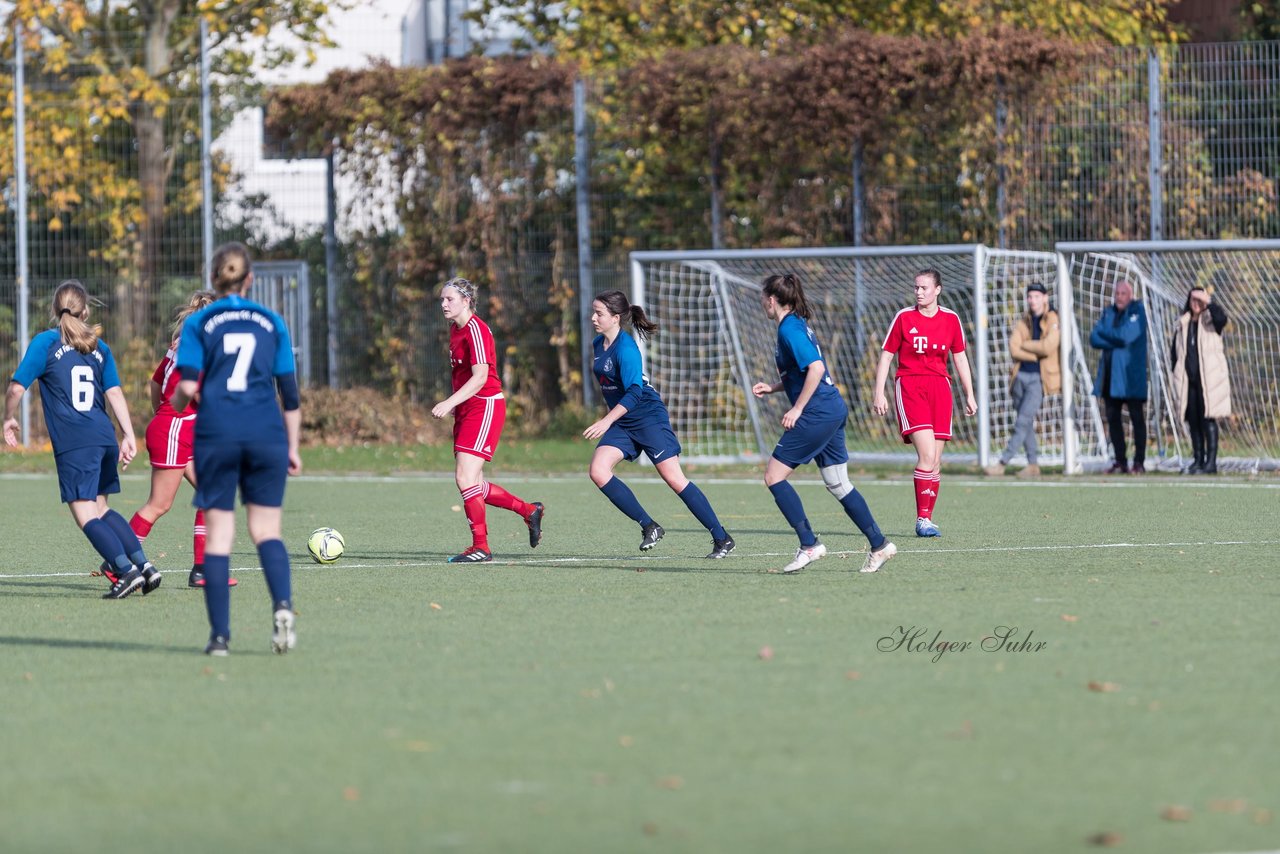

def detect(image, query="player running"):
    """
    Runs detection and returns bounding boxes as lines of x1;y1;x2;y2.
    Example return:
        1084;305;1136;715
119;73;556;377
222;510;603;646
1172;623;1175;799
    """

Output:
3;280;162;599
872;268;978;538
752;273;895;575
430;277;544;564
94;290;236;590
584;290;734;558
172;243;300;656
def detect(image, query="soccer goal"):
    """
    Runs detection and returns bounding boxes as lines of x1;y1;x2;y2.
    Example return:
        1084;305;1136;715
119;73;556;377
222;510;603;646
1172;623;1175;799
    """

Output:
1060;239;1280;473
629;241;1090;468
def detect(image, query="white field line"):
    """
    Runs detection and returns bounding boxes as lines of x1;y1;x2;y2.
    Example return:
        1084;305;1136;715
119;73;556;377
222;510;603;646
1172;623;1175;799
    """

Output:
3;538;1277;580
3;472;1279;490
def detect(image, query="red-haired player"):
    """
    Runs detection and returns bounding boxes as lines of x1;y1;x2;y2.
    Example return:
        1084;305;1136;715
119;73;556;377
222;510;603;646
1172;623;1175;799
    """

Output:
872;268;978;538
430;278;544;563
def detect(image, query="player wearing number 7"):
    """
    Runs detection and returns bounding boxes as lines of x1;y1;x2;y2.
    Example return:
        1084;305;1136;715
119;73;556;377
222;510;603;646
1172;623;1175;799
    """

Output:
172;243;301;656
871;268;978;538
3;281;162;599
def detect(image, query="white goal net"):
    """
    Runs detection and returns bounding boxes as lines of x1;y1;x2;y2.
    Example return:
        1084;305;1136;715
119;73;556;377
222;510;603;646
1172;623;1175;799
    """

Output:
629;247;986;464
1061;240;1280;473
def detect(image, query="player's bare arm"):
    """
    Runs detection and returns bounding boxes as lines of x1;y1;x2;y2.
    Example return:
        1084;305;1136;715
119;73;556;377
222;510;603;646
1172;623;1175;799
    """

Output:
3;381;25;447
783;360;825;430
955;353;978;416
584;402;630;441
432;362;489;419
871;350;896;416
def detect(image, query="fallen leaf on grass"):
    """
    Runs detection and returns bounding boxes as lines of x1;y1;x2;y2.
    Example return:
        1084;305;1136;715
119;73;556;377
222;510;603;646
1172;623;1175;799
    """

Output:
1253;808;1274;825
1207;799;1247;814
845;670;861;681
1160;805;1192;822
758;646;774;661
657;776;684;790
1088;681;1121;693
642;822;659;836
343;787;360;802
450;505;462;512
429;602;443;610
945;720;974;740
619;735;634;747
405;740;433;753
1061;614;1079;622
1086;831;1124;847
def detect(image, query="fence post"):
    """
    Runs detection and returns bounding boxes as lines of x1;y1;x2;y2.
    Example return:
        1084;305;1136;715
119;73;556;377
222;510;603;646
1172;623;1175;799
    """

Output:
200;19;214;276
995;77;1008;250
852;139;866;406
14;21;31;444
325;147;340;389
574;76;596;408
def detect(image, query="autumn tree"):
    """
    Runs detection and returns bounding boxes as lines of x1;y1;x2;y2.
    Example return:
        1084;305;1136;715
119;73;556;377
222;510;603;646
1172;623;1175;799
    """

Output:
3;0;340;339
470;0;1179;65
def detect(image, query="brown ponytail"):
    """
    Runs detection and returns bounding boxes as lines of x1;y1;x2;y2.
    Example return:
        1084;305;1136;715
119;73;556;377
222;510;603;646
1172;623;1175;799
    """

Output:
50;280;100;354
595;290;658;340
761;273;812;320
210;242;252;295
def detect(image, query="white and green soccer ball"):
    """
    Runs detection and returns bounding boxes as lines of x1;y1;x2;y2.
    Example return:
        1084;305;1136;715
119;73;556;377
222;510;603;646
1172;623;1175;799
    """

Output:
307;527;345;564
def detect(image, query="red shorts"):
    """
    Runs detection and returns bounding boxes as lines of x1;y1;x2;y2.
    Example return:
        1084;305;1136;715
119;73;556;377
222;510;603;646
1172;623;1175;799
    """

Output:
146;412;196;469
454;395;506;461
894;375;953;443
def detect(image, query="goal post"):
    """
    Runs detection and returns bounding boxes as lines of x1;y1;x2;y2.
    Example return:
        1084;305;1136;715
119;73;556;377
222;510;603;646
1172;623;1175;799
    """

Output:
629;246;991;465
1059;239;1280;473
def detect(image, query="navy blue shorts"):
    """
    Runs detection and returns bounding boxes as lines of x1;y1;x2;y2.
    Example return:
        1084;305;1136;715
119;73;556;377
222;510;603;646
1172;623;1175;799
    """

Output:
599;421;682;465
772;412;850;469
54;445;120;503
193;440;289;511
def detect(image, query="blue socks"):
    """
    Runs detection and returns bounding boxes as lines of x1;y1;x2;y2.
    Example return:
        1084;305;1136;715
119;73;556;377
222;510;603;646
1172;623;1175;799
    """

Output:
839;490;887;551
257;539;292;608
599;477;652;527
82;518;131;571
202;542;292;643
203;554;232;640
677;482;726;540
768;481;817;547
102;509;147;567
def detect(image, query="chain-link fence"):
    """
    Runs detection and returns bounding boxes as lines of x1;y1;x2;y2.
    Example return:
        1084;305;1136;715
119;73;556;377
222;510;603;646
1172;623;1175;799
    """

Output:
4;29;1279;438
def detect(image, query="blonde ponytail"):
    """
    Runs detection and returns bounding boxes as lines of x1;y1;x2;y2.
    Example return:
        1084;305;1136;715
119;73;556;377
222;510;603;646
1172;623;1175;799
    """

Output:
50;280;100;354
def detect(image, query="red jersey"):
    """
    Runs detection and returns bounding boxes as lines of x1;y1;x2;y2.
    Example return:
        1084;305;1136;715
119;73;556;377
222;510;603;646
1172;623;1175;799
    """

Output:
881;306;967;379
449;316;504;397
151;342;198;417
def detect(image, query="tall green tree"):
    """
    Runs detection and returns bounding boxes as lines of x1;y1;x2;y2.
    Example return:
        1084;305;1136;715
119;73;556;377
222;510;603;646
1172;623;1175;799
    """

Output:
3;0;340;339
471;0;1179;65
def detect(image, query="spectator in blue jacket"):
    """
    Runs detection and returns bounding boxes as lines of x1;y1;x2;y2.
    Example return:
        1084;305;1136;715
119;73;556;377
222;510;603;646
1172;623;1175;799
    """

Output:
1090;280;1149;474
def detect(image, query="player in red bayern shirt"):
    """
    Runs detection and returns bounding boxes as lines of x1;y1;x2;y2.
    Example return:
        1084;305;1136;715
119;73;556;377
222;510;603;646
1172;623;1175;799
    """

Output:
94;290;237;590
430;277;544;563
872;269;977;538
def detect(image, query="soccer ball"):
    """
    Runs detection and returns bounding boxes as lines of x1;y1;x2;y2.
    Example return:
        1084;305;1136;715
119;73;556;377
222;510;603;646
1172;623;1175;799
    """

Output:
307;527;345;564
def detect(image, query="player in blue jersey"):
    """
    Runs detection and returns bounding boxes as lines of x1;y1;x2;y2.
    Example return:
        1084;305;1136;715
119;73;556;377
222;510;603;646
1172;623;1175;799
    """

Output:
584;290;734;558
171;243;302;656
3;280;162;599
751;273;897;574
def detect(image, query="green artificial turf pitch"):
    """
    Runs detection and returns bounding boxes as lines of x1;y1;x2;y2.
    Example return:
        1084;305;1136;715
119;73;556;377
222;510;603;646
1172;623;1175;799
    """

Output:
2;471;1277;853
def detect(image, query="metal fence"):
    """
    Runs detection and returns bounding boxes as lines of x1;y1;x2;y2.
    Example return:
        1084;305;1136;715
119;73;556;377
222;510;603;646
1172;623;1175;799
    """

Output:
4;31;1279;438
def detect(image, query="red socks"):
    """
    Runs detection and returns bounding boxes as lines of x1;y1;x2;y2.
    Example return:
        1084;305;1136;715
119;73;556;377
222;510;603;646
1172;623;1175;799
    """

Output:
460;484;489;550
913;469;941;519
483;482;534;518
193;509;206;566
129;512;154;542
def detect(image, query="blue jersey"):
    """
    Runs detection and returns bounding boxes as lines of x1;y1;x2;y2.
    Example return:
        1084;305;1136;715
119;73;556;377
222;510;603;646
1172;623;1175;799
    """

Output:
11;329;120;453
775;314;847;420
593;332;669;429
176;295;296;444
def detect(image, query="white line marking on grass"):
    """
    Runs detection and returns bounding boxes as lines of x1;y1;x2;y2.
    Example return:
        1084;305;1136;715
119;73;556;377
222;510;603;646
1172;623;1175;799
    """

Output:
3;472;1277;490
3;538;1276;579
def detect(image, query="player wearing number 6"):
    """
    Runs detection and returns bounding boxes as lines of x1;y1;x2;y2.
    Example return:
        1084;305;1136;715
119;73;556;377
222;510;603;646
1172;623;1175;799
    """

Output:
172;243;301;656
3;281;161;599
872;268;978;538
